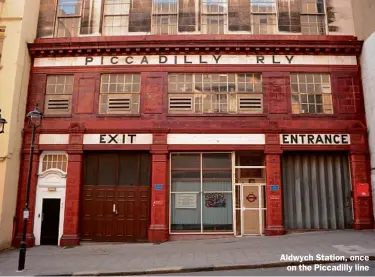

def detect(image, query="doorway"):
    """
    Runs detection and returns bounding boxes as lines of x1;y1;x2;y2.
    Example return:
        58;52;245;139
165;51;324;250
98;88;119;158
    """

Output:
233;151;266;236
81;151;151;242
40;199;61;245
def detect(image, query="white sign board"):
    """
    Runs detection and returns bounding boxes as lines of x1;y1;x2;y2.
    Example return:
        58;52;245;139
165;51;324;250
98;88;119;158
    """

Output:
280;134;351;145
39;134;70;144
83;134;153;144
167;134;265;145
175;194;197;209
34;55;357;67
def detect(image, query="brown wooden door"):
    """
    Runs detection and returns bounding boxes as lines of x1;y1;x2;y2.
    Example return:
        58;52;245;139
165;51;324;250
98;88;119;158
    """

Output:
80;152;151;242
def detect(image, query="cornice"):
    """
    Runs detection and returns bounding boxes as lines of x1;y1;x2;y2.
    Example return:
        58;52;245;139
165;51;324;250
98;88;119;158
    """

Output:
28;35;363;58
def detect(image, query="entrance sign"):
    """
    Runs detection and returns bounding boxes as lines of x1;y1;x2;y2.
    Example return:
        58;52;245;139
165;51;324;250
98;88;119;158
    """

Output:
34;55;357;67
175;194;197;209
280;134;350;145
83;134;153;144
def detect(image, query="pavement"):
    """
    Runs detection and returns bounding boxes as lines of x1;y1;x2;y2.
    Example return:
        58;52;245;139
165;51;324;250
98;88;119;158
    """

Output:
1;230;375;276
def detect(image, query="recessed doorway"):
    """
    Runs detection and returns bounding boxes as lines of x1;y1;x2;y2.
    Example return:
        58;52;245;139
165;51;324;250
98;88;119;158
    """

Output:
40;199;61;245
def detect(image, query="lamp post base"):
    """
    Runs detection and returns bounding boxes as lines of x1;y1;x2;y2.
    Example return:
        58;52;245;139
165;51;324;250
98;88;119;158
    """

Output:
18;242;27;271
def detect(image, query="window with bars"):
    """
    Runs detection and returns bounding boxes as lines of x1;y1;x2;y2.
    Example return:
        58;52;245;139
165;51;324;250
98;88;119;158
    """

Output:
99;74;141;114
41;154;68;173
251;0;277;34
201;0;228;34
152;0;178;34
102;0;131;35
45;75;74;115
291;73;332;114
168;73;263;114
300;0;326;34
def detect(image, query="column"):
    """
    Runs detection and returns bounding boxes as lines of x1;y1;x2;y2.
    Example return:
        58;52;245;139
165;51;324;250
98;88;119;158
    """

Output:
148;133;169;243
60;123;85;246
350;152;374;230
60;152;83;246
264;134;285;236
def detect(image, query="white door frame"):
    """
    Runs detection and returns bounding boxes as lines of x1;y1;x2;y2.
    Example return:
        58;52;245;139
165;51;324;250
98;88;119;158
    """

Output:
232;151;266;236
33;170;66;246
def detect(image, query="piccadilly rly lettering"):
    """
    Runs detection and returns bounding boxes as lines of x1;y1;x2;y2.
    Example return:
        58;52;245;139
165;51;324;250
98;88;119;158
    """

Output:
84;55;295;65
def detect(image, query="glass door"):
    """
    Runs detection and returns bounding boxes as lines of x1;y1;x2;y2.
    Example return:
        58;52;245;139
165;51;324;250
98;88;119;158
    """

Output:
233;151;266;236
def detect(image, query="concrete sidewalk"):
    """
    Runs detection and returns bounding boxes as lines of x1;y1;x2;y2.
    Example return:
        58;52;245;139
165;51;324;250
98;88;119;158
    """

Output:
1;230;375;276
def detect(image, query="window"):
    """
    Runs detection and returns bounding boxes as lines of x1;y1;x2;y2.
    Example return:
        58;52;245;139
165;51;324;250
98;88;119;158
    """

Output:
99;74;141;114
300;0;326;34
168;73;263;114
201;0;227;34
251;0;277;34
178;0;197;32
41;154;68;173
102;0;131;35
291;73;332;114
44;75;74;115
152;0;178;34
56;0;83;37
277;0;301;33
129;0;152;32
228;0;251;32
170;153;233;232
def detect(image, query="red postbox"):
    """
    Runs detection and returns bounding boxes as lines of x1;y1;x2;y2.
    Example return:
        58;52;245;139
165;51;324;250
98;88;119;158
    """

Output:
356;183;370;197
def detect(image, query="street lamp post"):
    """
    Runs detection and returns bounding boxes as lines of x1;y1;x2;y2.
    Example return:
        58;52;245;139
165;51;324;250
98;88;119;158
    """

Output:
18;103;43;271
0;109;7;134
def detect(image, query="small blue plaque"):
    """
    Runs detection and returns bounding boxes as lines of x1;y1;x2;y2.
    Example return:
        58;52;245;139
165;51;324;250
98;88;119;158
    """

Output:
270;185;279;191
155;184;163;190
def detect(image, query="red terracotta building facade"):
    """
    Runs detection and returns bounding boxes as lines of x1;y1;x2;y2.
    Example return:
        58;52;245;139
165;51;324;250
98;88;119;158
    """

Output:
13;0;374;247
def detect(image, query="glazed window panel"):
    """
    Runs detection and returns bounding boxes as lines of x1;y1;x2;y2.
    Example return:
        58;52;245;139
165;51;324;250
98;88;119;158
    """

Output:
56;0;82;37
178;0;197;32
102;0;131;36
300;0;326;35
250;0;276;34
152;0;178;34
277;0;301;33
99;74;141;114
291;73;332;114
171;152;233;233
41;154;68;173
168;73;263;114
45;75;74;115
201;0;227;34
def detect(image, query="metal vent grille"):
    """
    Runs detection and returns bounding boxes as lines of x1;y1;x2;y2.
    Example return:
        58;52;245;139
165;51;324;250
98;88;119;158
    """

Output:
45;95;71;115
239;95;263;112
169;96;193;111
108;97;131;111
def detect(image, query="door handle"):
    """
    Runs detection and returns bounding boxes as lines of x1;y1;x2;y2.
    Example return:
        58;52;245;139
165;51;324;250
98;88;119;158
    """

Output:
113;204;118;215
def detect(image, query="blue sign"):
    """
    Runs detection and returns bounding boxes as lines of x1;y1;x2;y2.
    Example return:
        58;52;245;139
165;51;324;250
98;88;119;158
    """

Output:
155;184;163;190
270;185;279;191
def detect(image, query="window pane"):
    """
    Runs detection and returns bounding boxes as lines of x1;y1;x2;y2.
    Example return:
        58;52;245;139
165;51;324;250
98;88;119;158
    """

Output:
277;0;301;33
97;154;117;185
56;17;80;37
171;193;201;231
84;154;98;185
129;0;152;32
58;0;82;16
178;0;196;32
118;153;138;186
203;192;233;231
37;0;58;37
228;0;251;31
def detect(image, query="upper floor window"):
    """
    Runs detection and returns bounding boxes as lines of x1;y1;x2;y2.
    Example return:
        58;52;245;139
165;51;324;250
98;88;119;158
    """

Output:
44;75;74;115
168;73;263;114
291;73;332;114
41;153;68;173
37;0;328;37
99;73;141;114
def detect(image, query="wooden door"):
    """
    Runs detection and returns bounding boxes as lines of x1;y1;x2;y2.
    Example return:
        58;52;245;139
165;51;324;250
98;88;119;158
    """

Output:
81;152;151;242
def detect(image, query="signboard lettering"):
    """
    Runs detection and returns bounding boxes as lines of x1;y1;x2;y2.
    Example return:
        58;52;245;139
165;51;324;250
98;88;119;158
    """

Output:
175;194;197;209
280;134;350;145
83;134;153;145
